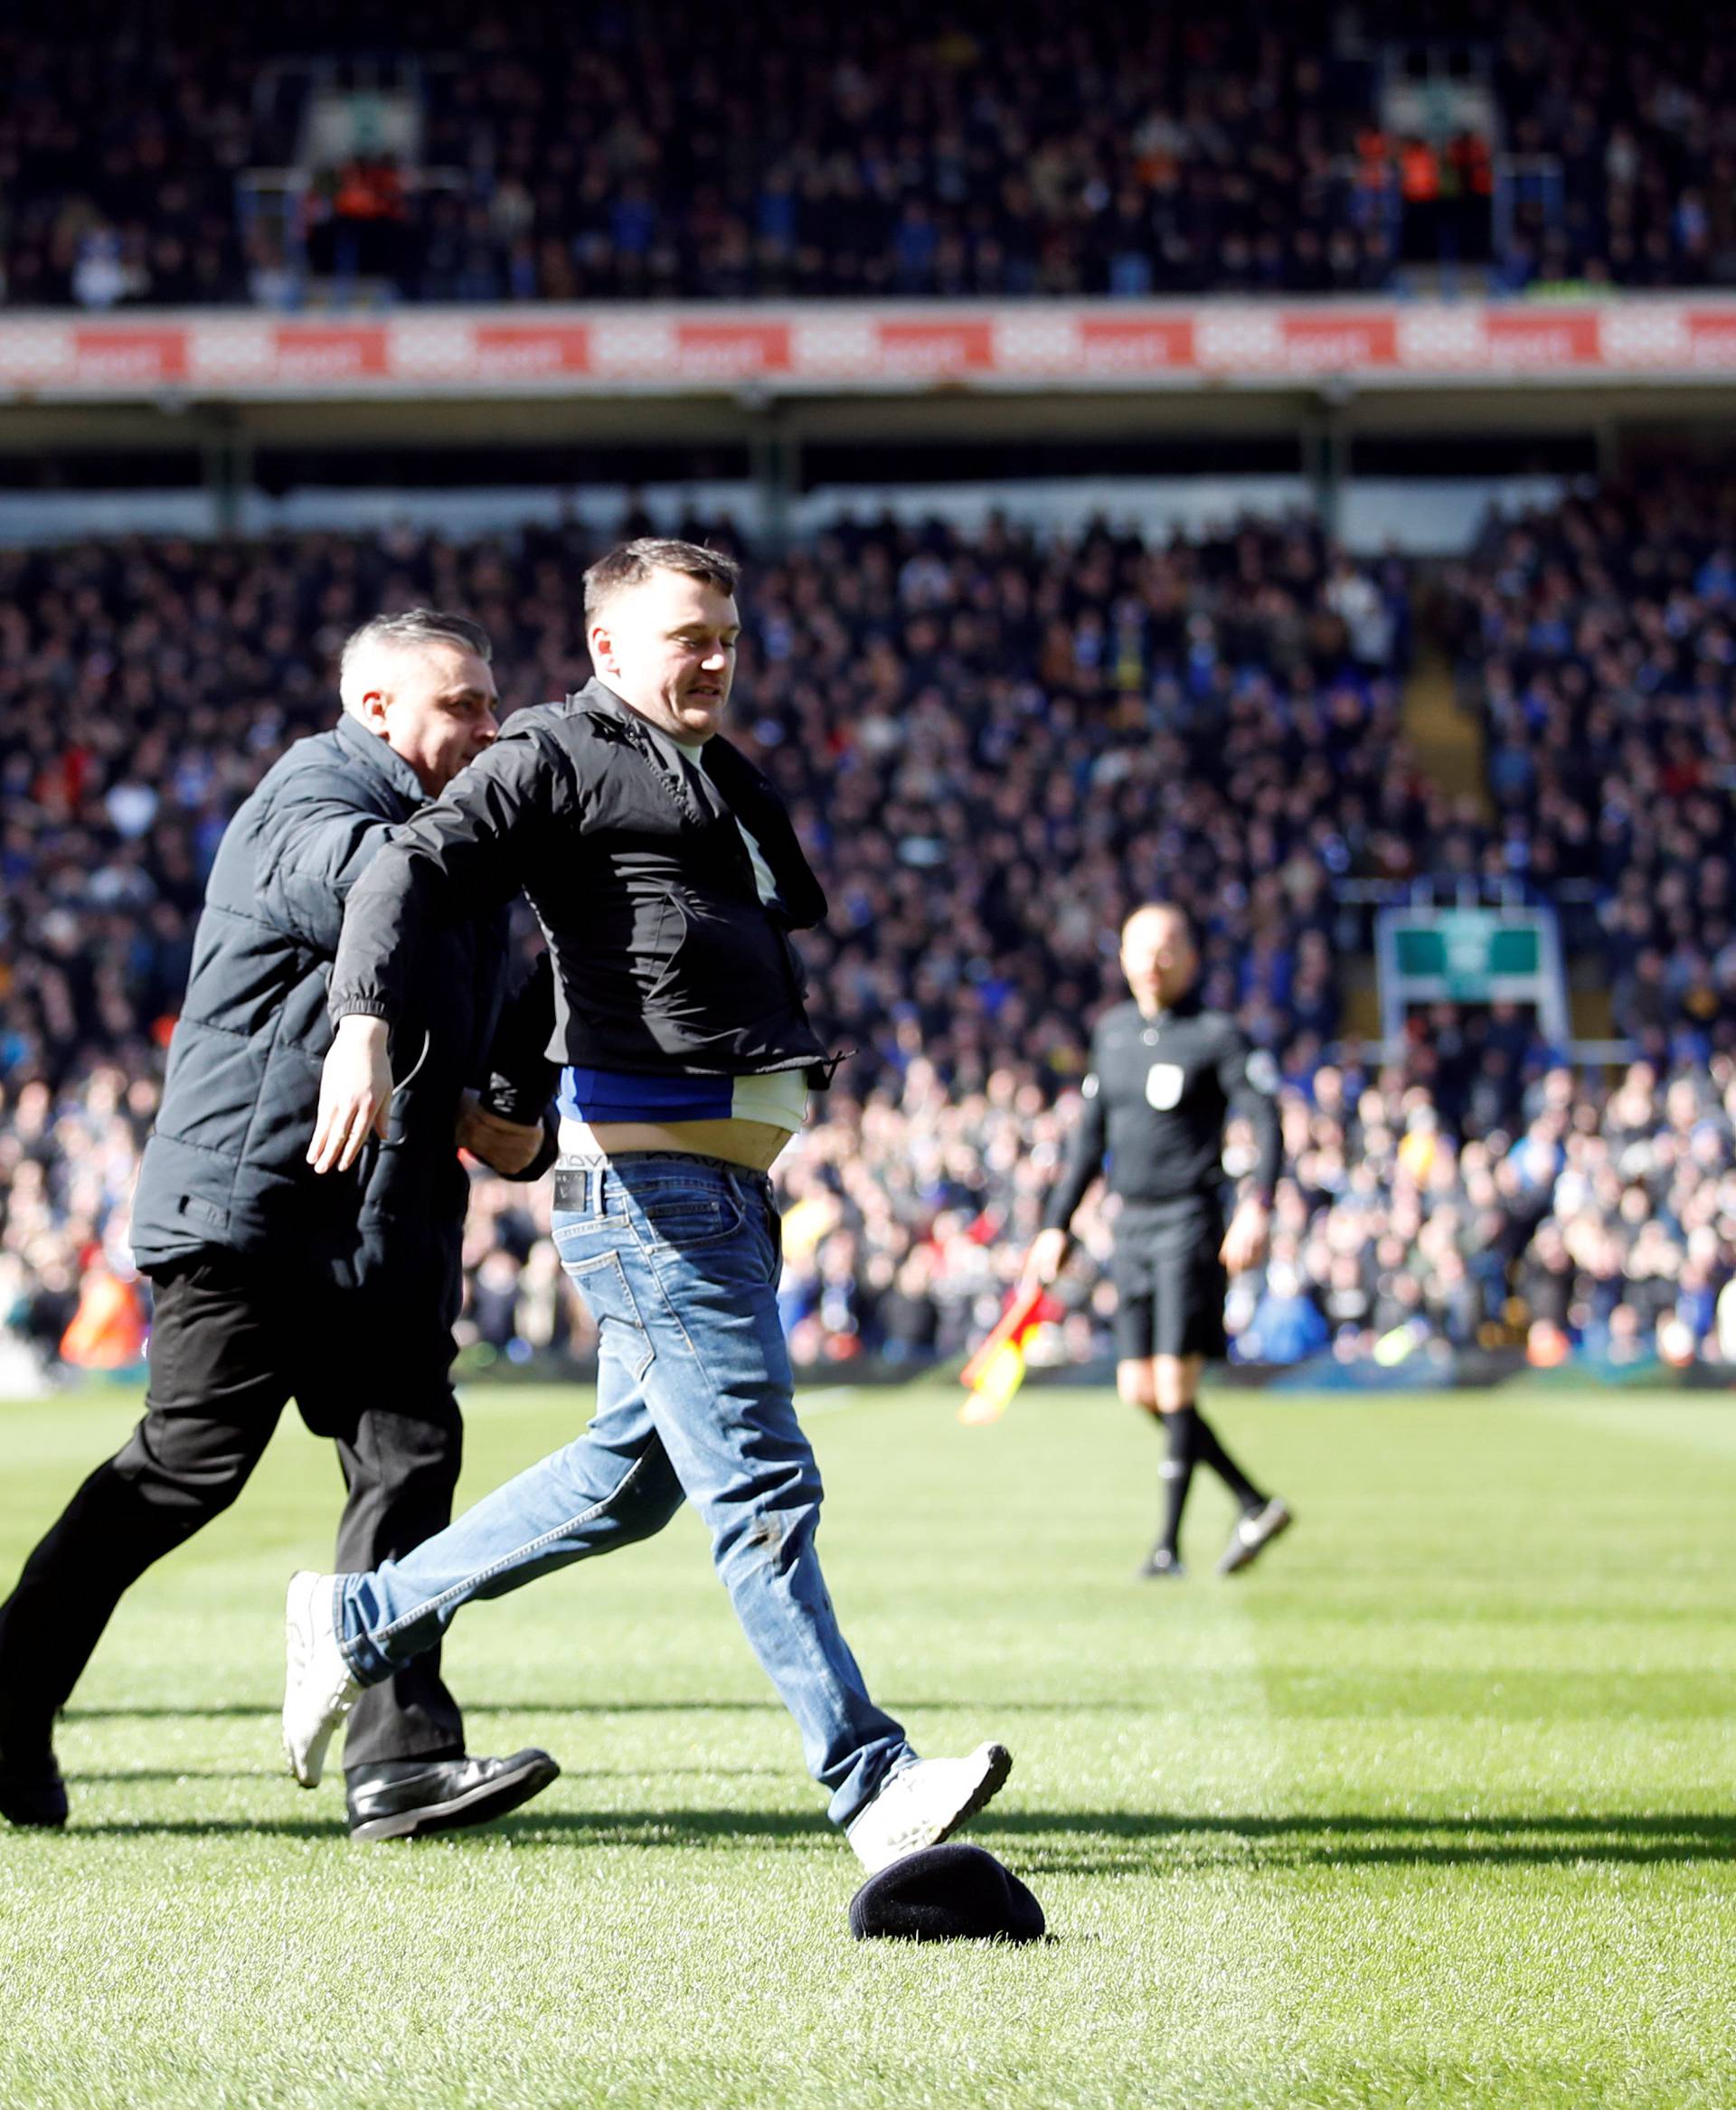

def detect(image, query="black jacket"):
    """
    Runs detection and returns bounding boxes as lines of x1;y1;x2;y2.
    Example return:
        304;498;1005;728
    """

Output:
130;715;556;1327
328;680;835;1080
1042;993;1282;1229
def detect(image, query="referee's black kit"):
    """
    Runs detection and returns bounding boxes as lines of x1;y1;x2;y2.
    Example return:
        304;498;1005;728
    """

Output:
1042;992;1280;1360
1040;983;1291;1578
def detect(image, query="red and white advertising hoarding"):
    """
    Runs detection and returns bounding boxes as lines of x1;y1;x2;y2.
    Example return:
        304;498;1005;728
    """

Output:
2;299;1735;400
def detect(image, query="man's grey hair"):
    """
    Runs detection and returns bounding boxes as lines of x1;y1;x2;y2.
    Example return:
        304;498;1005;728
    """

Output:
582;538;741;621
338;608;492;716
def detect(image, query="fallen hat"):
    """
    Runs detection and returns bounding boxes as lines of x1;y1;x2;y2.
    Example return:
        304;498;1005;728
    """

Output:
848;1842;1045;1944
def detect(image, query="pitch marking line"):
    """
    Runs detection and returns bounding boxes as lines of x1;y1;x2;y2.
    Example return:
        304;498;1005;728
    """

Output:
796;1386;861;1416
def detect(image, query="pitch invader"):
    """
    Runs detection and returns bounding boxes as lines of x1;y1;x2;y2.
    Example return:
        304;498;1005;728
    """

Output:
1023;903;1293;1579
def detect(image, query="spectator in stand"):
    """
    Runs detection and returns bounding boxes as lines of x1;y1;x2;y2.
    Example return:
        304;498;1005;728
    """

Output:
1;505;1410;1372
1451;476;1736;1058
10;1031;1736;1380
5;501;1736;1376
6;5;1733;308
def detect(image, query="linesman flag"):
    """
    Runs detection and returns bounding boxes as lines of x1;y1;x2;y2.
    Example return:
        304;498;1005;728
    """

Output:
958;1284;1052;1426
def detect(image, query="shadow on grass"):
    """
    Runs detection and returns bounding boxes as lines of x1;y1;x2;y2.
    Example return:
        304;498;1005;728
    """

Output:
71;1768;267;1785
51;1804;1736;1867
66;1695;1278;1721
62;1700;788;1721
985;1807;1736;1872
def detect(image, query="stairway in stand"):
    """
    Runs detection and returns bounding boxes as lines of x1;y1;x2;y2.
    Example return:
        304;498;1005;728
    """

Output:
1400;640;1488;812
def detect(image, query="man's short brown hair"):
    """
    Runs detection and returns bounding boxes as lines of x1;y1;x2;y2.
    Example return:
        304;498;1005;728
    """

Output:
582;537;741;621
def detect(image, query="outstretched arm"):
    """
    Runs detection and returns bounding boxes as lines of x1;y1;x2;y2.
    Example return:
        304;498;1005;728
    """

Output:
310;730;567;1174
461;951;560;1182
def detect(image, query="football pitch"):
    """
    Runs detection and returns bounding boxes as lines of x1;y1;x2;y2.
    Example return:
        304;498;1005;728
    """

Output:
1;1380;1732;2110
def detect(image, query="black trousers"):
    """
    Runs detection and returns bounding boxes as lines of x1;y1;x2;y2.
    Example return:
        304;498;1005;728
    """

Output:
0;1250;465;1773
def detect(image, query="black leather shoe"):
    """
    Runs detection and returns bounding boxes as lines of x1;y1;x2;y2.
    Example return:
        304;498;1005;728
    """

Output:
0;1738;68;1829
345;1748;560;1842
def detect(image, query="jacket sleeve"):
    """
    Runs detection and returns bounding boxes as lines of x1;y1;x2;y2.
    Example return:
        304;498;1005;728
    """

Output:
480;950;561;1183
480;950;559;1123
1217;1025;1282;1201
329;727;570;1028
258;771;399;956
1040;1068;1109;1233
508;1114;560;1185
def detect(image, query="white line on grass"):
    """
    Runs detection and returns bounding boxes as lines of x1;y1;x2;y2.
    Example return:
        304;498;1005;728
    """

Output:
1533;1393;1736;1464
796;1386;861;1416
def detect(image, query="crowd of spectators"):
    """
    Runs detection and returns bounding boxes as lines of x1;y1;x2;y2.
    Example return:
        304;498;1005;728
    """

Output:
12;1033;1736;1387
0;23;269;309
0;509;1412;1100
1229;1051;1736;1372
1448;476;1736;1060
1490;9;1736;292
5;6;1736;306
2;503;1401;1378
766;1043;1736;1376
3;498;1734;1386
409;5;1388;303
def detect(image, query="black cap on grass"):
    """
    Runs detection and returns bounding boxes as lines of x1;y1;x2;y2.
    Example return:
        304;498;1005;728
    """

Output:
848;1843;1045;1944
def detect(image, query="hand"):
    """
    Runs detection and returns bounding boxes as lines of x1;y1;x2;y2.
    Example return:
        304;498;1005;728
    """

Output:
307;1015;392;1174
1219;1198;1270;1277
456;1093;545;1175
1020;1226;1071;1292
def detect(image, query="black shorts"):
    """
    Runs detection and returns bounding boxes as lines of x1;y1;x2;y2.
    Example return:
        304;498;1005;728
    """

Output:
1110;1196;1227;1362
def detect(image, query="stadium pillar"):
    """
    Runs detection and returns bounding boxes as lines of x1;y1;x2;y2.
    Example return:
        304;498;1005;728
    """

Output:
1306;388;1350;542
748;400;797;555
200;411;251;537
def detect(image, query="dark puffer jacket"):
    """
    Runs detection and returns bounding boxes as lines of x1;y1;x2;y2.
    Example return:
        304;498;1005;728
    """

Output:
129;714;555;1337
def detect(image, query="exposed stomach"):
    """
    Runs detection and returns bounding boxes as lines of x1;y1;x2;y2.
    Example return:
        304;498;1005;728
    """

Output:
579;1116;793;1172
557;1064;807;1173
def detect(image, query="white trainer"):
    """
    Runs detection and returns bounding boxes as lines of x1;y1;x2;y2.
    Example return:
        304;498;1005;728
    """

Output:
845;1741;1014;1874
282;1570;362;1788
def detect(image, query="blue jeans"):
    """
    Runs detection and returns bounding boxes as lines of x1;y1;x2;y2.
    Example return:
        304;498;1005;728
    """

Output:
335;1154;912;1827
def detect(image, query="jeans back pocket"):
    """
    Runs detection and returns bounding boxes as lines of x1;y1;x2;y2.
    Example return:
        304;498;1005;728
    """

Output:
635;1184;744;1251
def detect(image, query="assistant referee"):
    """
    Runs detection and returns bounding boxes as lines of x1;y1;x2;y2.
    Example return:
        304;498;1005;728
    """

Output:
1024;902;1293;1579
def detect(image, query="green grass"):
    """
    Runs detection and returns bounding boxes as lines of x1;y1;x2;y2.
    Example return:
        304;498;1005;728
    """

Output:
2;1380;1733;2109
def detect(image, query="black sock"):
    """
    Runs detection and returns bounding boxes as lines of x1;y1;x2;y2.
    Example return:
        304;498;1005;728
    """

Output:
1157;1407;1199;1554
1191;1408;1264;1512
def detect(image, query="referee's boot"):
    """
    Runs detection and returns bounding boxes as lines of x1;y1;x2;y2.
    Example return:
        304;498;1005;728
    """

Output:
1216;1497;1294;1577
1136;1543;1186;1581
345;1748;561;1843
0;1722;67;1829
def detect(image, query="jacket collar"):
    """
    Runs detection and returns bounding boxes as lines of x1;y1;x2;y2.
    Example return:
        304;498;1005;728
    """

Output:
568;677;827;929
335;711;429;808
575;677;727;759
1140;985;1202;1027
575;678;717;825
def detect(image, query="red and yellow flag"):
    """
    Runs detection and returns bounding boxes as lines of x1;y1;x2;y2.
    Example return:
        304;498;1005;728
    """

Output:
958;1283;1050;1425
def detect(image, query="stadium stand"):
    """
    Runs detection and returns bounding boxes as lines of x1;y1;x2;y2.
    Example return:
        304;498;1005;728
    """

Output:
1448;476;1736;1058
0;508;1399;1349
4;501;1735;1383
0;510;1407;1100
2;6;1732;307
